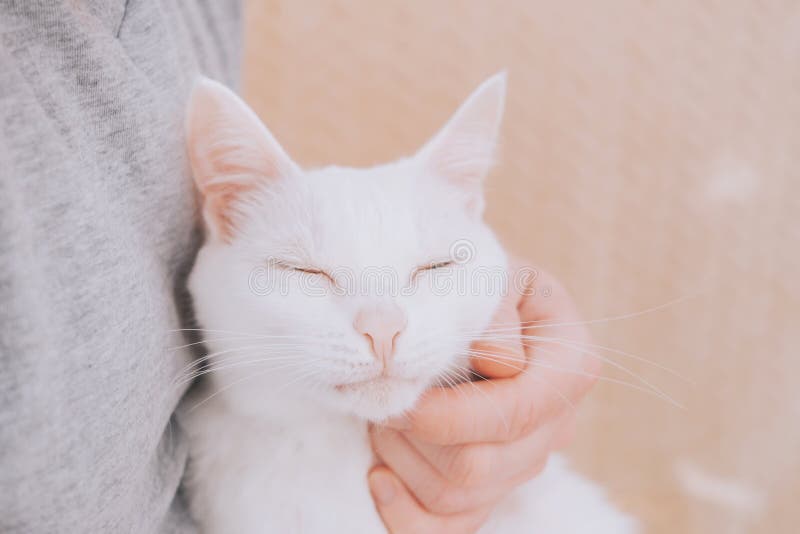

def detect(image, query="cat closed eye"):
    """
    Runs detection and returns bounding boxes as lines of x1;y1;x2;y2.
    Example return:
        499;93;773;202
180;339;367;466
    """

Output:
424;260;454;270
292;266;325;275
414;260;455;277
270;260;331;279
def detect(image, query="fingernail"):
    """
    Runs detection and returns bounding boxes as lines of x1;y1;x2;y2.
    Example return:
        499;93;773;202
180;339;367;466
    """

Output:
370;471;396;505
384;416;411;431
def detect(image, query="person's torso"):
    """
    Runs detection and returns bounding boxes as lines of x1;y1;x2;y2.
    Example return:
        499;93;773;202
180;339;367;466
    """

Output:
0;1;241;532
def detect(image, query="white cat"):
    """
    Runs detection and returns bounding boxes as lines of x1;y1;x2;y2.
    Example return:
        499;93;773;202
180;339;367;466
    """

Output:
181;74;637;533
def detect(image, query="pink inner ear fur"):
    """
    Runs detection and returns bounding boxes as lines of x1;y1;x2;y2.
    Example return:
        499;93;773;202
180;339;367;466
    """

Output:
201;182;255;242
186;78;295;242
191;139;276;241
417;73;506;216
187;120;261;241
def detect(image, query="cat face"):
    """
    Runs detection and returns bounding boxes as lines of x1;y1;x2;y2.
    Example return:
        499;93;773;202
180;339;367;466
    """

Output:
186;75;508;421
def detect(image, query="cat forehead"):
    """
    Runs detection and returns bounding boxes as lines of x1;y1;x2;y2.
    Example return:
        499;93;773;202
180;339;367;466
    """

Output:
309;163;455;260
243;162;466;265
305;161;415;195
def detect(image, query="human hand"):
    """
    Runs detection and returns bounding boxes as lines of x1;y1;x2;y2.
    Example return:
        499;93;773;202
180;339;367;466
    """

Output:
368;261;600;533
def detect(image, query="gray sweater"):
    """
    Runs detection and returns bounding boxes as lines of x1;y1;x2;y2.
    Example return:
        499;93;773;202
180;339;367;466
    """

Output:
0;1;241;532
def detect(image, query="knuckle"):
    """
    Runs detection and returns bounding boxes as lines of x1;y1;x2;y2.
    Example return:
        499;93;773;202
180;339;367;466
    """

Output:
447;446;492;488
554;420;576;449
428;419;459;446
425;483;468;515
571;361;601;402
510;397;538;438
523;454;549;480
416;412;460;445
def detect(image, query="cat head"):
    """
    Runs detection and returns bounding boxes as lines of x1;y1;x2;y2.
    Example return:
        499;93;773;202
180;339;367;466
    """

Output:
186;74;508;422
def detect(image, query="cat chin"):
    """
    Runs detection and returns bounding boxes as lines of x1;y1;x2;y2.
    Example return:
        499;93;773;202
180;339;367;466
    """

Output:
329;376;426;422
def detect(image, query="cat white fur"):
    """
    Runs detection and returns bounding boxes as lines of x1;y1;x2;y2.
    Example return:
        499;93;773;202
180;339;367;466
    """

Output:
181;74;637;533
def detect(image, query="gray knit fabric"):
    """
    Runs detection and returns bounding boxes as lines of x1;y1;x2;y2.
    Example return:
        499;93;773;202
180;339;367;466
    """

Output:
0;1;241;532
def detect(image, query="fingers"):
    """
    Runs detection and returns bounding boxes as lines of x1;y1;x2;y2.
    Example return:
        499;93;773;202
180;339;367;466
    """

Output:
384;263;595;446
371;261;593;532
371;422;560;516
368;467;437;534
402;421;554;490
470;289;526;379
368;466;492;534
371;427;507;514
385;374;554;445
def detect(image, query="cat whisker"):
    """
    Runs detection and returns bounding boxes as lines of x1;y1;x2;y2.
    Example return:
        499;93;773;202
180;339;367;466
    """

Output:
169;327;274;337
176;355;319;389
460;293;700;334
168;335;333;352
174;341;324;379
466;341;677;406
174;353;314;388
437;331;689;384
465;350;683;408
188;364;329;413
473;338;674;398
174;344;304;383
519;335;691;384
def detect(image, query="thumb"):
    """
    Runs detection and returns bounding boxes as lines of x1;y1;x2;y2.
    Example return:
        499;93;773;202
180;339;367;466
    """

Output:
470;288;526;379
369;467;437;534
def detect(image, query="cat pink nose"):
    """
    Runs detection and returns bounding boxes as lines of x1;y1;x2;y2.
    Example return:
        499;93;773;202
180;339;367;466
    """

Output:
353;302;407;364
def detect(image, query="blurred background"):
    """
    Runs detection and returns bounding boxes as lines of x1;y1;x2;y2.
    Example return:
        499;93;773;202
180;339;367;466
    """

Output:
242;2;799;532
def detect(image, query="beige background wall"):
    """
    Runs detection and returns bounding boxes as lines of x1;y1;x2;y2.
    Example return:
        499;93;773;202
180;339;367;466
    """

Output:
242;2;800;532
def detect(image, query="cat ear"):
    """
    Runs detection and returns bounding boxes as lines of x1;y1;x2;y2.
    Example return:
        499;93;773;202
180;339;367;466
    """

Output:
185;77;299;241
416;72;506;217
